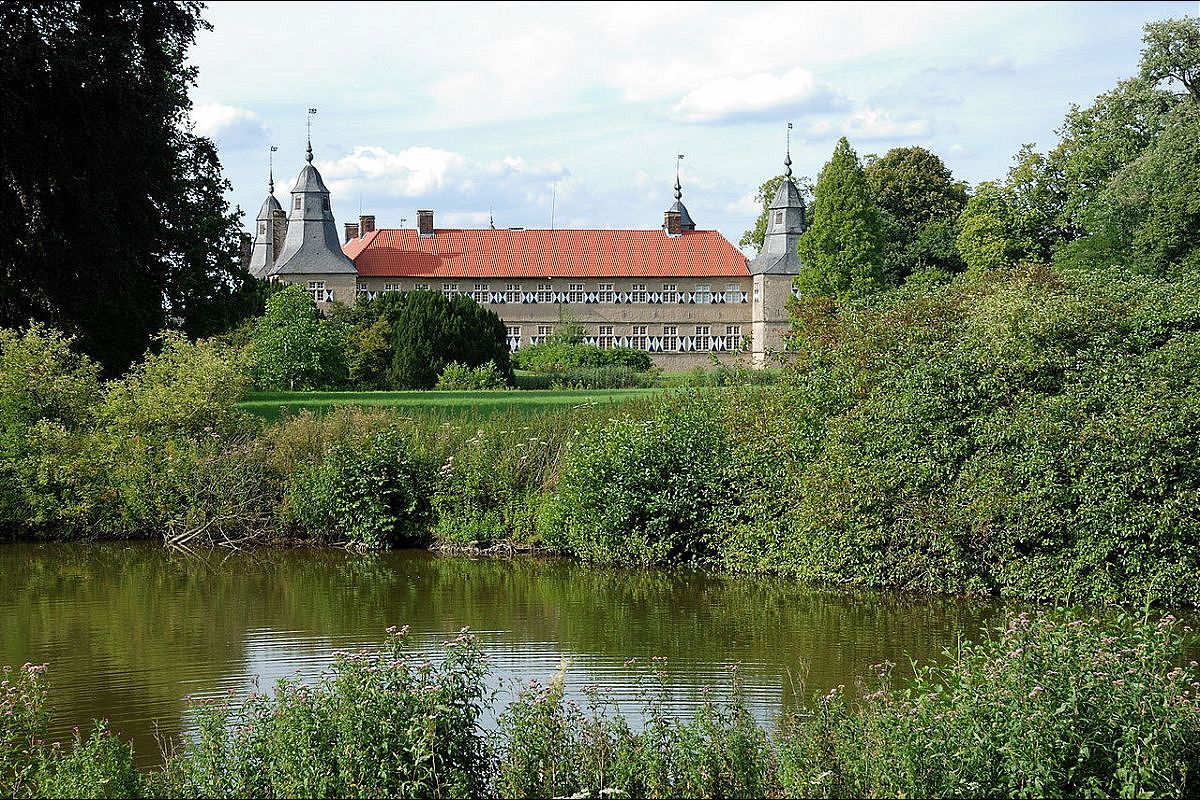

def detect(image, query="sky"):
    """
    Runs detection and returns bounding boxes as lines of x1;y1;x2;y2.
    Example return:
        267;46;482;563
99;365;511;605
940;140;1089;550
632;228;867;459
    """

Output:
187;1;1198;252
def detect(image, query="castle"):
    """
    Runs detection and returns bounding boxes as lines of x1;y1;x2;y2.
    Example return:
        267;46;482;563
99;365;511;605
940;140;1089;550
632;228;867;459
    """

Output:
248;138;805;369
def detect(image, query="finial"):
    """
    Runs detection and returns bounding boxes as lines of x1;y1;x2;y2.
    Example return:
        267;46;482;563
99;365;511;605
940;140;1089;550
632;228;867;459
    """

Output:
675;154;684;200
306;108;317;162
268;145;278;193
785;123;793;178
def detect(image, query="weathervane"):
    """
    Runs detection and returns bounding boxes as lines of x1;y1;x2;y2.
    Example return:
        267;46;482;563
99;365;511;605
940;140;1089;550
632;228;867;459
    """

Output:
675;154;684;200
306;107;318;162
785;123;793;178
268;145;278;193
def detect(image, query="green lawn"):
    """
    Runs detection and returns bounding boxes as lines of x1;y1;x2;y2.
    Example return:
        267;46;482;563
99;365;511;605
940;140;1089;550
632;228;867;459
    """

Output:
238;388;664;421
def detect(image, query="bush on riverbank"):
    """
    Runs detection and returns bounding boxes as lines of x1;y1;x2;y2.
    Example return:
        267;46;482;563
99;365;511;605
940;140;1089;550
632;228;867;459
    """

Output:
3;613;1197;798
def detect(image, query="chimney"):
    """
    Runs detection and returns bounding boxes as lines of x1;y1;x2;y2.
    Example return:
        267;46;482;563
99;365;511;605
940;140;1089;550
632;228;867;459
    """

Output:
417;209;434;237
359;214;376;235
663;210;682;237
344;222;360;243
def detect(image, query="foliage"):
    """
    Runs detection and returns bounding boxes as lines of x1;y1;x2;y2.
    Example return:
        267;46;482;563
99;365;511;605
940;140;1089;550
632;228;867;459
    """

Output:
285;426;432;548
864;146;968;282
548;365;657;390
795;138;888;300
251;286;348;391
513;341;652;373
0;324;100;434
0;1;253;373
777;612;1200;798
1139;15;1200;100
33;723;143;800
435;361;509;390
549;395;733;567
154;628;489;799
388;291;513;390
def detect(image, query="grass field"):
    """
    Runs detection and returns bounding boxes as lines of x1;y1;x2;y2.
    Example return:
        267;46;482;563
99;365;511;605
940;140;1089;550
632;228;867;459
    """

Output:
238;388;664;421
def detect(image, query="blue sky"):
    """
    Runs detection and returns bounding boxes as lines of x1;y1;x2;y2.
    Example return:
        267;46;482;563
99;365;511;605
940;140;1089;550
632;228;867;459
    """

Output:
187;1;1198;252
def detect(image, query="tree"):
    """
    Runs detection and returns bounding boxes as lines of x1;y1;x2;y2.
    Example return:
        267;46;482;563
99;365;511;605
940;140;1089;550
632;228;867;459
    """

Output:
1139;15;1200;100
739;174;813;254
955;183;1024;273
250;286;348;391
388;291;512;390
0;2;255;373
795;138;888;300
863;146;968;282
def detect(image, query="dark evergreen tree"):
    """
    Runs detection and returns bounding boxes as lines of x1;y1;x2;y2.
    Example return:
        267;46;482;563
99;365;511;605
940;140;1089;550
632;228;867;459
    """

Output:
0;1;257;373
388;291;512;390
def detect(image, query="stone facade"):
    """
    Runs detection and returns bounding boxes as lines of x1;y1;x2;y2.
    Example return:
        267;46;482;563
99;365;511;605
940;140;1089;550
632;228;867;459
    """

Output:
250;145;806;371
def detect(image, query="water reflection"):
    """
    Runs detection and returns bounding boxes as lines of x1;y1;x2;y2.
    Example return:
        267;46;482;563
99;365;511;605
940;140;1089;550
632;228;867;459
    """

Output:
0;542;1012;765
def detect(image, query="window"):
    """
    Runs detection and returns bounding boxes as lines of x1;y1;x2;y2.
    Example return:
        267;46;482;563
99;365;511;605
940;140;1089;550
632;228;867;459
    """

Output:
663;325;679;352
536;283;553;304
442;283;459;298
532;324;553;345
597;325;615;349
472;283;490;303
631;283;648;303
753;284;762;303
357;282;369;296
257;221;267;236
598;283;614;303
567;283;585;303
414;283;430;292
725;283;741;303
322;197;331;212
725;325;744;351
695;284;712;304
774;210;783;225
695;325;711;352
505;283;522;303
384;282;402;293
631;325;648;350
293;196;302;211
506;325;521;347
662;283;678;304
306;280;326;303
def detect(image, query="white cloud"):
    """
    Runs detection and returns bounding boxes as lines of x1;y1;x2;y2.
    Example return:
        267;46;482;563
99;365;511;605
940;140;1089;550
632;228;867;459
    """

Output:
319;146;467;197
669;67;842;124
810;108;930;141
189;103;267;148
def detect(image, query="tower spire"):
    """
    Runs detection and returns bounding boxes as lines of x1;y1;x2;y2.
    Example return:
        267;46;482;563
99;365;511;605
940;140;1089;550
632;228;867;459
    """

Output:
306;107;317;162
674;154;684;200
268;145;278;194
785;122;793;179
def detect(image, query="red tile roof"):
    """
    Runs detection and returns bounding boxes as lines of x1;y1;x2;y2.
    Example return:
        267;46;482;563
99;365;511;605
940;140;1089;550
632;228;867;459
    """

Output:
344;228;749;278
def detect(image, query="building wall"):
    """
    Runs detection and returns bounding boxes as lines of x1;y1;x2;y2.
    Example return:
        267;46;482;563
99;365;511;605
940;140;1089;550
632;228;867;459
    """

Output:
751;273;796;368
352;276;756;370
275;273;359;312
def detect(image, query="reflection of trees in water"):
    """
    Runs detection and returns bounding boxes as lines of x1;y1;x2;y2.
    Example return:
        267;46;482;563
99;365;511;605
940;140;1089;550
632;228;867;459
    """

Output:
0;543;1016;763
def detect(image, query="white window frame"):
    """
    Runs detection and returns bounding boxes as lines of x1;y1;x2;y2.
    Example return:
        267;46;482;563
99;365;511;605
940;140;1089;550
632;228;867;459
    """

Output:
533;324;553;345
631;283;648;303
597;325;615;349
725;283;741;303
695;284;712;304
598;283;614;303
567;283;585;303
536;283;553;304
505;283;522;303
695;325;711;352
663;325;679;352
725;325;743;351
384;282;402;293
442;283;459;299
662;283;678;304
414;283;430;292
631;325;648;350
472;283;490;303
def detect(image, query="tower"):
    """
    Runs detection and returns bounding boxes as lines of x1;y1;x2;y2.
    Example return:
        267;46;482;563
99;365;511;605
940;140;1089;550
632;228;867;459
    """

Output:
270;137;357;283
750;126;807;366
248;153;286;279
663;154;697;233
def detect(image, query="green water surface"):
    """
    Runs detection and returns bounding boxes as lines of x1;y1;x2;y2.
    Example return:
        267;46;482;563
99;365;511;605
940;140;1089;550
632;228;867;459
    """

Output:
0;542;1013;765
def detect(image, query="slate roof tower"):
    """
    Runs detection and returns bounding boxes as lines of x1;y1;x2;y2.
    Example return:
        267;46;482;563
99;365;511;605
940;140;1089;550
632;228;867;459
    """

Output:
749;140;806;275
665;156;697;232
248;161;285;279
271;139;357;277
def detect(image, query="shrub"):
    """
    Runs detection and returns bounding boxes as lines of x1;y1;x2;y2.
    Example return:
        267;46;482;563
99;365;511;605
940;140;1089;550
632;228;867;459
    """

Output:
251;286;348;391
549;365;656;389
389;292;512;390
435;361;508;390
284;425;431;548
155;628;490;799
513;342;652;373
0;324;100;433
776;611;1200;798
33;723;143;799
549;394;732;566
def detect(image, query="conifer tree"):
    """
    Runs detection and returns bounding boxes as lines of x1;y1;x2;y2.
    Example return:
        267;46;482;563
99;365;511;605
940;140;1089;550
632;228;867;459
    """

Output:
796;137;888;300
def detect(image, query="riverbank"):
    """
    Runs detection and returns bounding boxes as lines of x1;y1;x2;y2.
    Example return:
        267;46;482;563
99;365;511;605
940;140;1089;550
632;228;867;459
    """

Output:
5;266;1200;605
3;610;1197;798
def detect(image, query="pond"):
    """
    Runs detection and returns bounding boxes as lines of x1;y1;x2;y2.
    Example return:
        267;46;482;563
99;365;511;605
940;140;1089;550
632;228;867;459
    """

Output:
0;542;1014;765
